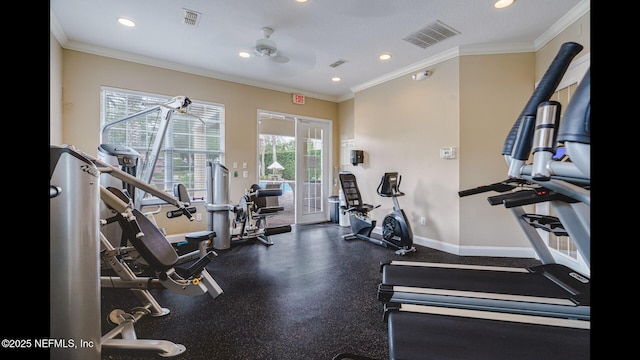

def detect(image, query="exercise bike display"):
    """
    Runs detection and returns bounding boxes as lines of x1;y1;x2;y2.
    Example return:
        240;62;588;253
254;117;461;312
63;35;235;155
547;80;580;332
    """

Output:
339;172;416;255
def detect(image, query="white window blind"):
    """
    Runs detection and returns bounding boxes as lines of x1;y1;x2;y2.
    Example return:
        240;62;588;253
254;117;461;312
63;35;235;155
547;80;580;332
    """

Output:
100;87;225;201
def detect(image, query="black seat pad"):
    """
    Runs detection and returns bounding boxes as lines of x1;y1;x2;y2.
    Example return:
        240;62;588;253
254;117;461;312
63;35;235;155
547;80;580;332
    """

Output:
117;208;179;271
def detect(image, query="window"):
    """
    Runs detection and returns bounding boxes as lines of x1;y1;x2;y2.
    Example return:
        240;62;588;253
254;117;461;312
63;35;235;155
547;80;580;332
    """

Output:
100;87;224;202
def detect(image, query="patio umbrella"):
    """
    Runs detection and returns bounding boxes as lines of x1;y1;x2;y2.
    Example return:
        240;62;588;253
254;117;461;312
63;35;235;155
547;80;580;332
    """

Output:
267;161;284;173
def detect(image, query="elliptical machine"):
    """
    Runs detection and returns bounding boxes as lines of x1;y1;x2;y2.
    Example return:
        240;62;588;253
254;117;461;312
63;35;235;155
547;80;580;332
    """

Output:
339;172;416;255
377;172;416;255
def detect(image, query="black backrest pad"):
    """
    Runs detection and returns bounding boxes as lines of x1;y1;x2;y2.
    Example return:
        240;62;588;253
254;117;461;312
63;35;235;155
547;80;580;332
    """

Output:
120;208;179;271
340;173;362;207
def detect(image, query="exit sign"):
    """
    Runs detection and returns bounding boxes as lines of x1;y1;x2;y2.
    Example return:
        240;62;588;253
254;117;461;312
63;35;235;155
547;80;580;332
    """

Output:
292;93;305;104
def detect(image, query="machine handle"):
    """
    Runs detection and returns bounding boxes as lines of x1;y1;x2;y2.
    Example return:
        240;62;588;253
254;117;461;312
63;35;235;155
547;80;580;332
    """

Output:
166;206;197;219
458;179;521;197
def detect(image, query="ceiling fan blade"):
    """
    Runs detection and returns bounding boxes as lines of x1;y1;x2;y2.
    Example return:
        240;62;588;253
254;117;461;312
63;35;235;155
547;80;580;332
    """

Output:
272;55;289;64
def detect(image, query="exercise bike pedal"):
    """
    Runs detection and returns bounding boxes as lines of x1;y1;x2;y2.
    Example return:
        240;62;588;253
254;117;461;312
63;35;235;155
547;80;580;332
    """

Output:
394;247;417;256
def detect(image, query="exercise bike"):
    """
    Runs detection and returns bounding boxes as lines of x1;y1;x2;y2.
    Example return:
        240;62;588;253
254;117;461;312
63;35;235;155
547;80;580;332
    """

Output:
339;172;416;255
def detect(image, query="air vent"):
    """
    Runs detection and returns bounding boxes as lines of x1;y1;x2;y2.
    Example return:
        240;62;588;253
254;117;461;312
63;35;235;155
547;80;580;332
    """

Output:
403;20;460;49
182;8;202;27
329;59;348;68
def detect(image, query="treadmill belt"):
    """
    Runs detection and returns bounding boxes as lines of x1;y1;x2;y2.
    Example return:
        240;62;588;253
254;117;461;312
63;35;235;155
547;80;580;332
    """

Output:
381;262;589;303
387;306;590;360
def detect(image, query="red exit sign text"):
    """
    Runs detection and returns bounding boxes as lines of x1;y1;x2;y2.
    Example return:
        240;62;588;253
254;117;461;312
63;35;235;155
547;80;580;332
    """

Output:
292;94;305;104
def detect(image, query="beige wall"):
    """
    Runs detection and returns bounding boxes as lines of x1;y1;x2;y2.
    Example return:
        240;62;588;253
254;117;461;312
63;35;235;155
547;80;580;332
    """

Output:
338;98;355;141
50;33;63;145
459;52;536;250
351;57;463;249
349;54;535;253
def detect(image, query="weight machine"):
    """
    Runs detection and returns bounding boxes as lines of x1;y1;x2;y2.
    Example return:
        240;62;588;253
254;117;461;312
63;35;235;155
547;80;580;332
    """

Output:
98;144;214;271
206;161;292;250
98;96;215;263
51;144;224;358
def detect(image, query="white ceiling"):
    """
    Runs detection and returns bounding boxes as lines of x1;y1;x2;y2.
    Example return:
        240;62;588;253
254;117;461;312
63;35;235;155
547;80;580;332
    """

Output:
50;0;589;102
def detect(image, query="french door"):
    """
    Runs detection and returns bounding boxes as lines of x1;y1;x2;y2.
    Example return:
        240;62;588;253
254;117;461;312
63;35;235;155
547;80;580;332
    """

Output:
257;111;332;225
295;118;332;224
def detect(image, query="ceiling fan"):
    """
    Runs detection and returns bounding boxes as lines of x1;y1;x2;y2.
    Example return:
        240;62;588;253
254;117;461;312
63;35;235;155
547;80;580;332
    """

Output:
253;27;289;64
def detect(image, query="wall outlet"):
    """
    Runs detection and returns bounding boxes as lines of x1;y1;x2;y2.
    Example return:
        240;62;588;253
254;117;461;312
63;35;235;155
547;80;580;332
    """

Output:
196;213;202;221
420;217;426;225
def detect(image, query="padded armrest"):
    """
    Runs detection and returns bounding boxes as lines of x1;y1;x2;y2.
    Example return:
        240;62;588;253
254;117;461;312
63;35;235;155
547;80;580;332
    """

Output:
343;203;377;214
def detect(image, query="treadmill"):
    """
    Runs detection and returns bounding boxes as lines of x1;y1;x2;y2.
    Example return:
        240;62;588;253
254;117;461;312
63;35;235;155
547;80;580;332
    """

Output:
380;42;591;359
378;179;590;320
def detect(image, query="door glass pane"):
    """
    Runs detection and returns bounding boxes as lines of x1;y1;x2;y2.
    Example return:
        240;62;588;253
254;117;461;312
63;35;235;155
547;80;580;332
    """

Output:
257;113;295;227
302;126;324;215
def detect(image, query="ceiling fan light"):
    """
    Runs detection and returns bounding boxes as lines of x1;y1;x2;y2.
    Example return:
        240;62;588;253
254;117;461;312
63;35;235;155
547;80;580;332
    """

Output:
494;0;515;9
117;17;136;27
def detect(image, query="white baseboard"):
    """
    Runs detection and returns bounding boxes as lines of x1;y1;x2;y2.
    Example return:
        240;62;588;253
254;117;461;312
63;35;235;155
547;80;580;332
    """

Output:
373;226;539;259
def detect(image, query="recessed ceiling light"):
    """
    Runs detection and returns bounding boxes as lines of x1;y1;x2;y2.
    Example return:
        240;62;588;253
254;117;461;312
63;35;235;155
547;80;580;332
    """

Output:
239;51;251;58
494;0;515;9
331;77;341;82
379;53;392;61
117;17;136;27
296;0;309;3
